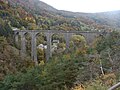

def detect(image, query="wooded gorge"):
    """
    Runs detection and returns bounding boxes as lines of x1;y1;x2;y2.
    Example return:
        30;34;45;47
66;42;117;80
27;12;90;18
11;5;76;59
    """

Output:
0;0;120;90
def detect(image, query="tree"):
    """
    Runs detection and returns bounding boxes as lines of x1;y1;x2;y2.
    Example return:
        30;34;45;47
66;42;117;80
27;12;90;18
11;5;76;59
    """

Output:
0;18;12;37
95;31;120;73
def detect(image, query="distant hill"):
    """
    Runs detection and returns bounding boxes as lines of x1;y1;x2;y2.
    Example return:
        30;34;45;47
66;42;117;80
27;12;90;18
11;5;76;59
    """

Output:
58;10;120;29
7;0;58;14
0;0;120;37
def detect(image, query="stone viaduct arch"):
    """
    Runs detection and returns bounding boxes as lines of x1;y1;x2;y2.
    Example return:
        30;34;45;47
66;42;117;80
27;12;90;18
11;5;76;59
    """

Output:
14;30;103;64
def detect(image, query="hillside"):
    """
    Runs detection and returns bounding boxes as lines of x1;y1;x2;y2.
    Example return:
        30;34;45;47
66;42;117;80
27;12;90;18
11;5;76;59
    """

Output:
0;0;120;36
58;10;120;29
0;0;37;37
8;0;120;30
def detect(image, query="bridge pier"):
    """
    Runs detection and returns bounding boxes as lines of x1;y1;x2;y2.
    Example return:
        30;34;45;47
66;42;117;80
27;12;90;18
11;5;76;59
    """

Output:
14;34;19;45
87;33;96;44
81;32;98;45
19;32;26;59
64;32;73;50
45;32;53;61
30;32;38;65
14;33;20;51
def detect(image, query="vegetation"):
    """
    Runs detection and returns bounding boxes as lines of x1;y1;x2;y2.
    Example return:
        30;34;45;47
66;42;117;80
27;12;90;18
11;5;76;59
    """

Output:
0;31;120;90
0;0;120;90
0;36;34;80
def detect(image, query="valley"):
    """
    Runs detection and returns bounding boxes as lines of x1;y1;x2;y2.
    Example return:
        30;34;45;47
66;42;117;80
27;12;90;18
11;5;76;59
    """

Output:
0;0;120;90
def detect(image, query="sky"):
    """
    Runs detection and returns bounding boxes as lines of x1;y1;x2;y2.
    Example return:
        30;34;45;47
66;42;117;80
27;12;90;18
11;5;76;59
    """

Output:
40;0;120;13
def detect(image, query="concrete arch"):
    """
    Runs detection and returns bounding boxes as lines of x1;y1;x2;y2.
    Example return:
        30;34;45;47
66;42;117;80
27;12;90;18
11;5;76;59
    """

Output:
70;34;86;49
72;32;99;45
14;32;19;44
18;32;28;58
63;32;73;50
28;32;39;65
36;32;47;63
44;32;53;61
51;33;67;56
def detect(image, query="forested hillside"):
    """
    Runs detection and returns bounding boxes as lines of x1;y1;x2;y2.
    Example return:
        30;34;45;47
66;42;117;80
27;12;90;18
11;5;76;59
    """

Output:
0;0;120;90
1;0;120;36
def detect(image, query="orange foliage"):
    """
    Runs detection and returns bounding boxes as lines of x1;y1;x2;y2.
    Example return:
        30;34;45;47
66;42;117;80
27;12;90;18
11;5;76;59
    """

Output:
101;73;116;86
72;84;85;90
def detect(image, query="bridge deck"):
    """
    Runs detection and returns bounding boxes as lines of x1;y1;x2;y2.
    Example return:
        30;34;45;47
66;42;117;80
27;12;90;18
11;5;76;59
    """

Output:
13;30;103;34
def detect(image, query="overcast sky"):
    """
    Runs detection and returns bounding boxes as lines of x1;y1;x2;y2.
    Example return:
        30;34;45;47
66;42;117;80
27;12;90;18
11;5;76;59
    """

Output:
40;0;120;13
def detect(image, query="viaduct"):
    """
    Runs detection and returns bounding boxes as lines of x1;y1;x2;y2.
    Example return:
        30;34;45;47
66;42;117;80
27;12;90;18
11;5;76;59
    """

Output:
14;30;104;64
